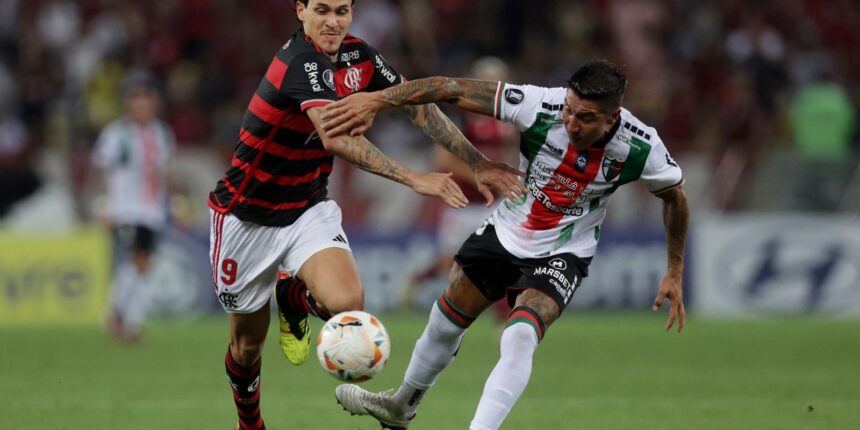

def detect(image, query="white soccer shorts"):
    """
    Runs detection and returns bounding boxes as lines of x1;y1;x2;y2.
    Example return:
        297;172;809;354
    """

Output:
209;200;352;313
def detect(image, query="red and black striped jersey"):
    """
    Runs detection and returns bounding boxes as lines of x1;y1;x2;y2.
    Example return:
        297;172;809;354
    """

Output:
208;29;405;226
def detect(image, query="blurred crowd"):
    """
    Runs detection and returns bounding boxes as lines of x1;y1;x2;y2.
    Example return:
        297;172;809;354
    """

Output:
1;0;858;234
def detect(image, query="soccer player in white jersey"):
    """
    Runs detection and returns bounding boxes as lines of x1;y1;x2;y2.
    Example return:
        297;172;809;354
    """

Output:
91;71;175;342
321;60;690;430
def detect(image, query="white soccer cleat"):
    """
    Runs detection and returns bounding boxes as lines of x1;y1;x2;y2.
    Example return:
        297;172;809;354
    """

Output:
335;384;414;430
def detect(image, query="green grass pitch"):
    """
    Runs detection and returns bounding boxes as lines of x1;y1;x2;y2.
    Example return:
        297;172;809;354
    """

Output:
3;312;858;429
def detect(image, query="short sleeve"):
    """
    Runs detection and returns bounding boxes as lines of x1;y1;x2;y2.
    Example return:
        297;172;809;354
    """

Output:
495;84;556;131
364;46;405;91
282;52;338;111
640;138;684;193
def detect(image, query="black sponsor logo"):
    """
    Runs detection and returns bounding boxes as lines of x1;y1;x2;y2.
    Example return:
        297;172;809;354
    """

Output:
504;88;524;105
333;234;348;244
219;292;239;309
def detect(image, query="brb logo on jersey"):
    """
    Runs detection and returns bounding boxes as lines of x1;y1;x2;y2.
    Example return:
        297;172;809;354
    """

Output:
344;67;363;93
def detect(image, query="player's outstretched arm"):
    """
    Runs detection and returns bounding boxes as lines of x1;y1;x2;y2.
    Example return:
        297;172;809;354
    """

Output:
321;77;500;137
306;107;468;209
400;103;526;206
652;184;689;333
321;79;525;205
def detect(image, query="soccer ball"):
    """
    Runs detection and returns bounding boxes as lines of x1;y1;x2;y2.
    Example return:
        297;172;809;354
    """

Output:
316;310;391;382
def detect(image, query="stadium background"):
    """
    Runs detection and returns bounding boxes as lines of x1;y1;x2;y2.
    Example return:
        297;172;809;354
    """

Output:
1;0;858;429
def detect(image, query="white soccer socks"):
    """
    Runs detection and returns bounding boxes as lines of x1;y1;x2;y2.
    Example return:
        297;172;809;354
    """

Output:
469;320;540;430
392;293;475;417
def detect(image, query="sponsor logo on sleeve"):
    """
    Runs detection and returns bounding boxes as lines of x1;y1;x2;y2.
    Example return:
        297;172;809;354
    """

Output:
304;61;324;92
374;55;397;83
504;88;524;105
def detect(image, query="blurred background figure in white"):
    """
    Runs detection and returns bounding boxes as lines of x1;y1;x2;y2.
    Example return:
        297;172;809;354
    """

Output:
90;70;175;342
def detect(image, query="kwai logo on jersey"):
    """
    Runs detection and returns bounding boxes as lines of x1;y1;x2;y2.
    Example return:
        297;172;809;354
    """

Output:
504;88;524;105
304;61;323;92
344;67;362;93
602;157;624;181
374;55;397;83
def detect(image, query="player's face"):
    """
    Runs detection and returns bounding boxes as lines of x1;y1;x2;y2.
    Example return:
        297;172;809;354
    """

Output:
562;90;620;150
126;89;158;125
297;0;353;58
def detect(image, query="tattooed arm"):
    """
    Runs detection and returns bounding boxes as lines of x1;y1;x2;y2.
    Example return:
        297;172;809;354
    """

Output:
321;79;526;204
400;103;486;169
321;78;500;137
306;107;468;208
651;184;689;333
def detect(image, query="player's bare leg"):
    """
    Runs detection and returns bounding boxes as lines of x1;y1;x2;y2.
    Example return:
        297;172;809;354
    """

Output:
469;289;560;430
336;262;492;429
226;305;270;430
275;247;363;364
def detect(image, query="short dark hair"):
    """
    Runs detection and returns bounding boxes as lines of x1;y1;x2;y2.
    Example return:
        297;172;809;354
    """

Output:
567;60;627;112
297;0;356;5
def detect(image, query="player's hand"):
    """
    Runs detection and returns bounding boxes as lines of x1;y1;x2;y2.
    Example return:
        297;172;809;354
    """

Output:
652;274;685;333
411;172;468;208
473;160;527;207
321;92;385;137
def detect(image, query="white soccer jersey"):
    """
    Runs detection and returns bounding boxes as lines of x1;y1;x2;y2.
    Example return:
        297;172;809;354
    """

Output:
92;118;175;229
490;83;683;259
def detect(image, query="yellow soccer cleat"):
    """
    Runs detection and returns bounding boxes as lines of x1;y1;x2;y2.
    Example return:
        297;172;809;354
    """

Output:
274;278;311;365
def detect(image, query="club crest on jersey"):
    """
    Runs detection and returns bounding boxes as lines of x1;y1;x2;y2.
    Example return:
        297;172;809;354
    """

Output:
323;69;335;91
504;88;524;105
602;157;624;181
574;152;588;172
344;67;362;93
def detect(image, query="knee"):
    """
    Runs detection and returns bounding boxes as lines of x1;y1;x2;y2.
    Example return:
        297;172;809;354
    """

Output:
319;289;364;314
232;336;264;366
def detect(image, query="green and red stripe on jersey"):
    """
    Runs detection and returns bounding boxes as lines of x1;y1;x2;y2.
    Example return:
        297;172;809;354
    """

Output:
523;144;605;230
435;292;477;329
505;306;546;341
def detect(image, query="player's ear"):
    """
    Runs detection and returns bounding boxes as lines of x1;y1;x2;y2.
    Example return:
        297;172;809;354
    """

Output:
296;1;306;22
608;107;621;126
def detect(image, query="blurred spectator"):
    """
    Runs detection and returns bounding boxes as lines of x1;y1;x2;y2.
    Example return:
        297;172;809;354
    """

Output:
787;74;857;211
90;70;176;342
0;104;40;216
0;0;858;237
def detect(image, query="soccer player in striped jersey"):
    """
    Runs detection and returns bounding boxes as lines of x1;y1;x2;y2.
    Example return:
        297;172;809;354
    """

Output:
208;1;525;429
323;60;690;430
